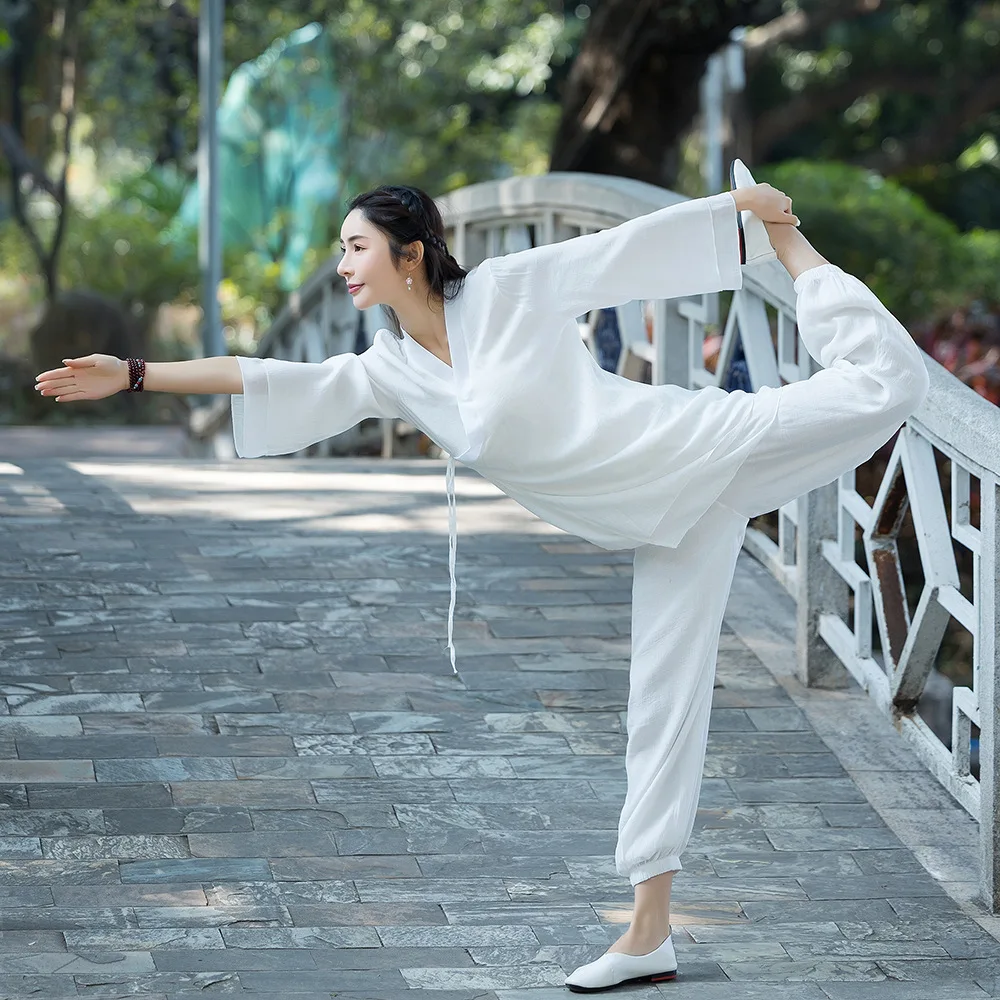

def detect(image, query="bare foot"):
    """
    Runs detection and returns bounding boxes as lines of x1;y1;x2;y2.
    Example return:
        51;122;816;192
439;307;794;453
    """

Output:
605;924;671;957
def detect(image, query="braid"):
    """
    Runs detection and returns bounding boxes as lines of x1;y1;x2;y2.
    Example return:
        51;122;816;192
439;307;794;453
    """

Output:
388;186;451;257
425;232;449;254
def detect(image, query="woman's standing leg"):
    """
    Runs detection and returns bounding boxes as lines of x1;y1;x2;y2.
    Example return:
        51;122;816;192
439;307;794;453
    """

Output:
604;500;749;957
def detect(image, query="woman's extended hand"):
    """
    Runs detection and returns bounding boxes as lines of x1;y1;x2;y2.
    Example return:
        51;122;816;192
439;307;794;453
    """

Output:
732;183;800;226
35;354;129;402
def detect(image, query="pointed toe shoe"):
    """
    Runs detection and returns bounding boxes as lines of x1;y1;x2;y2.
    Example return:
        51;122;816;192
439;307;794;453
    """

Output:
564;933;678;993
730;158;778;267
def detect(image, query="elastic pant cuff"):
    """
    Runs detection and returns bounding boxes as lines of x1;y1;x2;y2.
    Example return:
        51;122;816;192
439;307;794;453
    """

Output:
628;855;683;887
792;261;841;294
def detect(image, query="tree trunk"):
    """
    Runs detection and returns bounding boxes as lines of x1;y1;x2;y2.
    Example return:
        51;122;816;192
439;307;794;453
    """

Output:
549;0;780;189
0;0;82;303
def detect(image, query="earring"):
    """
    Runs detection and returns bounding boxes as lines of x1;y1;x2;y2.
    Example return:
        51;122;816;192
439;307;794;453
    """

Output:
406;276;413;292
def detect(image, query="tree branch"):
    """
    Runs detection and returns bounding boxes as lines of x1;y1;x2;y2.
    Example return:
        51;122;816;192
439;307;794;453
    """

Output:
0;121;61;200
863;70;1000;174
743;0;885;70
752;72;942;161
1;0;80;299
48;0;80;296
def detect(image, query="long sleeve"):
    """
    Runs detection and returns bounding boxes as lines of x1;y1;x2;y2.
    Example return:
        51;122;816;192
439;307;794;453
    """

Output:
230;350;392;458
487;191;743;317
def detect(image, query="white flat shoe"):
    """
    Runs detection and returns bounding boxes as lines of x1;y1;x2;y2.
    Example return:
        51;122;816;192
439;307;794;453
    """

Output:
564;932;677;993
730;158;778;267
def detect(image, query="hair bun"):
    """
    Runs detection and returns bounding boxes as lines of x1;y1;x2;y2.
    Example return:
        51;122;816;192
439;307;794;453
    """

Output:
390;186;422;220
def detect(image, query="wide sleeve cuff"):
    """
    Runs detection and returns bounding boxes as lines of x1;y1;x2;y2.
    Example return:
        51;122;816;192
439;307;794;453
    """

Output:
488;191;745;319
706;191;744;292
230;355;269;458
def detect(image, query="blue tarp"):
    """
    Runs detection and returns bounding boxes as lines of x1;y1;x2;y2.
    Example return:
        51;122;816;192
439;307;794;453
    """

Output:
168;22;343;290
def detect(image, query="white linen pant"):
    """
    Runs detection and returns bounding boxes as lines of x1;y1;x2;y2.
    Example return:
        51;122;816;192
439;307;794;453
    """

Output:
615;262;929;886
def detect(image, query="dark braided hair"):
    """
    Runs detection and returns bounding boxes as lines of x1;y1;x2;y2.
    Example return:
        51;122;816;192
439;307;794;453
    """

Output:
346;184;468;340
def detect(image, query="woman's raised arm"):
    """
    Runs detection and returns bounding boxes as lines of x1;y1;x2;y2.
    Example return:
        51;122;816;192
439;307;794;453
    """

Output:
487;186;799;319
35;354;244;402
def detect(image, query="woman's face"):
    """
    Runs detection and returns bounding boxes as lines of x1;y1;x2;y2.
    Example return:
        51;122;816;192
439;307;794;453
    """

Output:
336;208;407;310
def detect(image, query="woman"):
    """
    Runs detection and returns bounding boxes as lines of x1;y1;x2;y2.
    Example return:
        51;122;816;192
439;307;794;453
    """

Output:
35;161;929;993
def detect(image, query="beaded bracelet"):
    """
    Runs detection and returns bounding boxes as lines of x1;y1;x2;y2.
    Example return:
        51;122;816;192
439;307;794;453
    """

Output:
125;357;145;393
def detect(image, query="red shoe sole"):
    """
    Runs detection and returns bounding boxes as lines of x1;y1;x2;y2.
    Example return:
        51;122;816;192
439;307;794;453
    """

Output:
730;160;747;265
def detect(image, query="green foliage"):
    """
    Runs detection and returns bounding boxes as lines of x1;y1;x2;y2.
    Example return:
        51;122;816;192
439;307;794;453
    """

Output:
58;167;199;314
220;245;314;337
0;219;37;282
317;1;585;202
9;0;997;349
60;0;582;331
78;0;582;206
900;162;1000;233
751;1;1000;228
760;160;999;325
960;226;1000;306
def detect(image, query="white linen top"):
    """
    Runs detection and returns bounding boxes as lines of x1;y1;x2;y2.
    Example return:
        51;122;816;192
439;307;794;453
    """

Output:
230;192;782;670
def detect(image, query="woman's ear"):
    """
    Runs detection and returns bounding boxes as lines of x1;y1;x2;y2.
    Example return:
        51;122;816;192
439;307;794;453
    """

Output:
402;240;424;267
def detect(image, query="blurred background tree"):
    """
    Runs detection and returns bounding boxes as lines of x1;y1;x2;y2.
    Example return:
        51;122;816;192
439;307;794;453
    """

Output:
552;1;1000;222
1;0;998;410
0;0;584;347
0;0;82;301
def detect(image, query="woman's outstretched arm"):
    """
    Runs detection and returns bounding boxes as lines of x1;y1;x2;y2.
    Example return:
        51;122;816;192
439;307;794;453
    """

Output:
36;349;394;459
35;354;243;401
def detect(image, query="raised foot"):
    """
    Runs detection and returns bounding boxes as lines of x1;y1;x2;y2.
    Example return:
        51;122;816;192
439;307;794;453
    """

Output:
730;157;778;267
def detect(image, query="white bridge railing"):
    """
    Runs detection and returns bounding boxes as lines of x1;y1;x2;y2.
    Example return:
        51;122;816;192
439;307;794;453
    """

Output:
192;172;1000;911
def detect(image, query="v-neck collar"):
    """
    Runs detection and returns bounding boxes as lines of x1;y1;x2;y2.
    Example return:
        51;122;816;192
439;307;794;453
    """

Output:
404;332;453;373
401;298;454;375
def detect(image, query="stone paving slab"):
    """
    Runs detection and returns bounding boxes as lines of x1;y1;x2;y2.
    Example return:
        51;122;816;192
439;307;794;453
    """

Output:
0;455;994;998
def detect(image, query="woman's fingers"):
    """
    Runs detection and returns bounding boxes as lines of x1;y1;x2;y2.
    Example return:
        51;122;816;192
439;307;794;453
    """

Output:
35;356;97;381
762;188;799;225
35;358;110;402
36;378;77;393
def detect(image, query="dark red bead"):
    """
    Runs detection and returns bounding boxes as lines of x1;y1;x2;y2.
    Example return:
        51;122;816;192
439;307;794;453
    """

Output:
125;357;145;393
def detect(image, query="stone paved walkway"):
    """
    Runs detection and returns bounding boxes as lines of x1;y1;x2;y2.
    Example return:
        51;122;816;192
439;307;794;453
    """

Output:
0;454;997;999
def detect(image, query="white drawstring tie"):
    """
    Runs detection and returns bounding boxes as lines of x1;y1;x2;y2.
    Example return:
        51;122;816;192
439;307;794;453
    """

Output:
445;453;459;675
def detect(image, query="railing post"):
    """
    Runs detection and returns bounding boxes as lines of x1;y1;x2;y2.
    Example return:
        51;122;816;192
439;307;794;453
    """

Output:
796;483;849;688
979;477;1000;911
795;353;851;689
381;418;394;459
654;299;690;387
